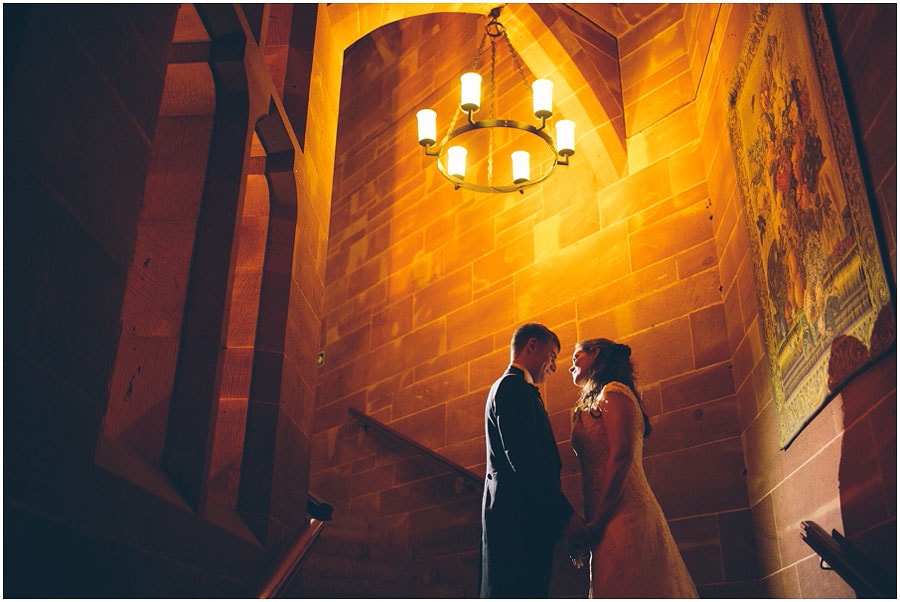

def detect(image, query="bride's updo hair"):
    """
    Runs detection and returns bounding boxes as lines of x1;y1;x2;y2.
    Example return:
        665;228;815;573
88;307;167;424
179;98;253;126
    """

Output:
576;338;652;437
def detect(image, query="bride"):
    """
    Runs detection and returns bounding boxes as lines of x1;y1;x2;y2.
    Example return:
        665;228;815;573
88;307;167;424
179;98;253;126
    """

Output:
567;338;698;598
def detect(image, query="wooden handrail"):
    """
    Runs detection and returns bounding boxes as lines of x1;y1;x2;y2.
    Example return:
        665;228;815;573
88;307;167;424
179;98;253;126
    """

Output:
800;520;895;598
348;407;483;492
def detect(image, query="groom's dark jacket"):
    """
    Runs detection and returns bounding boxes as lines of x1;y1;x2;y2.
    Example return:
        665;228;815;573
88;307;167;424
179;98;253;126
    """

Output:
479;365;574;598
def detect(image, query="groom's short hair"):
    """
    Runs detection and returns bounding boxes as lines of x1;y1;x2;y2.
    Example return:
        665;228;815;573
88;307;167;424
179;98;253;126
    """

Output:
511;323;559;353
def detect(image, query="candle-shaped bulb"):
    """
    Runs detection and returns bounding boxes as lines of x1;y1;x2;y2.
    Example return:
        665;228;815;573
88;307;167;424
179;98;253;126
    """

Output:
511;150;530;184
460;73;482;113
532;79;553;119
416;109;437;147
556;120;575;156
447;146;467;179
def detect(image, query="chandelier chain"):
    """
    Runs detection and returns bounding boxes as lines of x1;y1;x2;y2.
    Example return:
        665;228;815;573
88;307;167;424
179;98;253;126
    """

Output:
444;107;459;146
471;23;489;72
445;19;494;156
500;27;531;91
487;36;497;186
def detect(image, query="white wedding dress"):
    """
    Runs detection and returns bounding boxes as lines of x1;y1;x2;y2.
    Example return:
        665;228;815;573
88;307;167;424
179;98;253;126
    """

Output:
571;382;698;598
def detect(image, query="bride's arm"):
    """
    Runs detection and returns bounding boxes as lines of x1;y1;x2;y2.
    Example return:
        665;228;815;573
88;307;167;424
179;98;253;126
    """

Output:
584;389;638;543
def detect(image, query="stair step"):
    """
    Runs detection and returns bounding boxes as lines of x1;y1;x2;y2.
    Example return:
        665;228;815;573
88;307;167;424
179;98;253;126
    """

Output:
302;550;422;581
288;509;478;597
288;542;472;598
293;573;469;599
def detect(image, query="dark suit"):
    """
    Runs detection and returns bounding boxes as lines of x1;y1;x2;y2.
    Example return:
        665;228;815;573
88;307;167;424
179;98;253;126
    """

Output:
479;365;574;598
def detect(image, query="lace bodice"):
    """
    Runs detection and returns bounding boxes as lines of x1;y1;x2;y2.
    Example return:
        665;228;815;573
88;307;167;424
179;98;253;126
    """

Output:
571;382;644;523
571;382;698;598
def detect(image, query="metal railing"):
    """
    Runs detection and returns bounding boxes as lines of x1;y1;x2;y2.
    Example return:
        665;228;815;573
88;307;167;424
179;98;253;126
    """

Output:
800;520;895;598
348;407;482;493
256;494;333;598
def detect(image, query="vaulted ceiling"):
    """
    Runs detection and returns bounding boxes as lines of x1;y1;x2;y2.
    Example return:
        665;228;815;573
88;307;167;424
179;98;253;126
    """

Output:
312;3;694;187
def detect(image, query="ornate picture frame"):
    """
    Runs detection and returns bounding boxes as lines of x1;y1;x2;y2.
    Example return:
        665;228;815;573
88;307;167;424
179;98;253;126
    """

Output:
727;4;894;449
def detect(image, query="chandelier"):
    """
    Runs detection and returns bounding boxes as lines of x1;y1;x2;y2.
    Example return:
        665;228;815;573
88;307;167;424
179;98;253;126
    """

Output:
415;7;575;194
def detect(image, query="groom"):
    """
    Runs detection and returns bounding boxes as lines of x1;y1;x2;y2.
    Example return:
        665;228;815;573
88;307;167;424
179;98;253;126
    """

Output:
479;323;584;598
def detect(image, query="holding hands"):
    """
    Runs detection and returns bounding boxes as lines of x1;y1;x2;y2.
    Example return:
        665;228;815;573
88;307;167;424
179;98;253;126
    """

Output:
566;517;607;569
564;514;591;569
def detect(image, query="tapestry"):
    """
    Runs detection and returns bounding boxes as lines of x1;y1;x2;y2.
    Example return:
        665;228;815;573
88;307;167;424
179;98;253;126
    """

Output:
727;4;894;449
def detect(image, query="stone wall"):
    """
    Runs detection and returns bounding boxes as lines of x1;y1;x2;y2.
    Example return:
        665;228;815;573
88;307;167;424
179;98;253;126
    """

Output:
310;5;758;596
698;3;896;597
